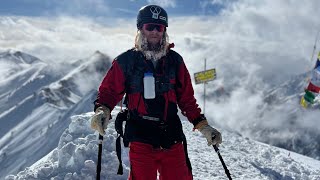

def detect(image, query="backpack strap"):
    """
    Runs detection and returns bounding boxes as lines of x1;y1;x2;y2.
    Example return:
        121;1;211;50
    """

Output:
182;133;192;172
116;135;124;175
115;109;129;175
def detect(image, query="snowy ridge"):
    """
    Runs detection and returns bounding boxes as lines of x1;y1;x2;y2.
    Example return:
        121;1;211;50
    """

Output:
264;72;310;105
0;50;55;138
0;50;112;178
41;50;111;109
0;50;49;99
0;50;42;65
6;109;320;180
209;70;320;162
250;73;320;160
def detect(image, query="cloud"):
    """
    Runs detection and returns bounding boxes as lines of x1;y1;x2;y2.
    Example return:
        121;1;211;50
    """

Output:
1;0;319;96
115;8;137;15
53;0;110;16
0;16;136;62
200;0;235;8
1;1;319;88
147;0;176;8
200;0;237;14
167;0;320;156
186;1;318;84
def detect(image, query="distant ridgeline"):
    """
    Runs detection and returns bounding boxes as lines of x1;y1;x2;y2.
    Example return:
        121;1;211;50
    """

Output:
300;52;320;108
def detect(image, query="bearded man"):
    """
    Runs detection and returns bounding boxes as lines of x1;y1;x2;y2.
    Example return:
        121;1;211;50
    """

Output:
91;4;222;180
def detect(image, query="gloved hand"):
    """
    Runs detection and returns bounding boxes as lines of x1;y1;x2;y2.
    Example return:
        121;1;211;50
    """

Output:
196;120;222;146
90;106;111;136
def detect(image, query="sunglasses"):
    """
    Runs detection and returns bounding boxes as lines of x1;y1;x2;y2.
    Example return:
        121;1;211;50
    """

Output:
143;23;166;32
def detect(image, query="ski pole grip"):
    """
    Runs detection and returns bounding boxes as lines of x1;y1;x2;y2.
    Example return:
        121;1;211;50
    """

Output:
102;117;105;125
211;135;220;152
98;134;103;141
213;144;219;152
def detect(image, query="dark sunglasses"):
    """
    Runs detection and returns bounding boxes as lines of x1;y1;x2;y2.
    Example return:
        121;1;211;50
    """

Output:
143;23;166;32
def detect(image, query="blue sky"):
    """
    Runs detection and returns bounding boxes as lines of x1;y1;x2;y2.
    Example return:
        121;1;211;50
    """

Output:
0;0;227;18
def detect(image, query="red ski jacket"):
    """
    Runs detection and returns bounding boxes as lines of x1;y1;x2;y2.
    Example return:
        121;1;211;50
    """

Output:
94;47;203;147
95;48;201;121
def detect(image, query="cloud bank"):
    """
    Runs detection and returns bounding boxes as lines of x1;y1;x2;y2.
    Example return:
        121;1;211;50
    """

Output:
147;0;176;8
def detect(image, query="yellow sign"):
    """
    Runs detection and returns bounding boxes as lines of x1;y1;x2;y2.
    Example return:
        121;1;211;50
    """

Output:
194;68;216;84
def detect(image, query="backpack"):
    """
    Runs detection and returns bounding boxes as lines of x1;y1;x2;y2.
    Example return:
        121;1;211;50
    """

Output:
114;50;192;175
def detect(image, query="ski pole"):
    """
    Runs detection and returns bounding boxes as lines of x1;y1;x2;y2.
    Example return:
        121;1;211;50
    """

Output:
96;134;103;180
213;144;232;180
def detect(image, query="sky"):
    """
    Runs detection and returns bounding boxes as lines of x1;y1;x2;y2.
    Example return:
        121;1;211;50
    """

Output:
0;0;227;17
1;0;319;80
1;0;320;162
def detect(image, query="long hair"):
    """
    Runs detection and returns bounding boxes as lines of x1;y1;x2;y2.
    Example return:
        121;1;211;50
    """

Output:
134;30;169;60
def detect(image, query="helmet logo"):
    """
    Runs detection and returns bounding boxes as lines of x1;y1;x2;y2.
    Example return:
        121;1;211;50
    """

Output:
150;6;161;19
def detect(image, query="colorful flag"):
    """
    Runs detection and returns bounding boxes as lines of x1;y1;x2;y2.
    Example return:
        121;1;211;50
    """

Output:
301;52;320;108
306;53;320;93
300;96;308;108
304;90;315;103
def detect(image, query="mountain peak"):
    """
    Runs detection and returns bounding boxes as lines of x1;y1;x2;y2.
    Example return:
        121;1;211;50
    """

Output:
94;50;102;55
89;50;109;62
0;49;42;65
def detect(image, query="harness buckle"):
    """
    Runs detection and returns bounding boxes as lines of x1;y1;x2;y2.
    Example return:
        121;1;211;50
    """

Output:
142;116;160;121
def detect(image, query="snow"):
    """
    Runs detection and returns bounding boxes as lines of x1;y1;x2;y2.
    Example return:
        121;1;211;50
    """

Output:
5;108;320;180
0;50;111;178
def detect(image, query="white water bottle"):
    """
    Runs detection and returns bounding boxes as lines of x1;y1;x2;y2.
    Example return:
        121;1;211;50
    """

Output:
143;72;155;99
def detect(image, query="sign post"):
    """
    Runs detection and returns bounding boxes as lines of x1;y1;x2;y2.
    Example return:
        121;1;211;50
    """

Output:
194;59;216;114
204;59;206;114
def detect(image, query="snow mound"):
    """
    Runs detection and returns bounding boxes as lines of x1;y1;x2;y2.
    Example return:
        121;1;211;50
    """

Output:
6;109;320;180
6;109;130;180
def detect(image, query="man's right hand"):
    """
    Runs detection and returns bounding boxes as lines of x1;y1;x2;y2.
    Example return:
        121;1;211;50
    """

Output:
90;106;111;136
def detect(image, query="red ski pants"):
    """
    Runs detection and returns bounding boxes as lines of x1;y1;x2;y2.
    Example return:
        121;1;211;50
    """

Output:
128;142;193;180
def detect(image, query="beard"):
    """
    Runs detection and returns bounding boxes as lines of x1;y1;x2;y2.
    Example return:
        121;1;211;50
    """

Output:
147;41;161;51
135;30;169;61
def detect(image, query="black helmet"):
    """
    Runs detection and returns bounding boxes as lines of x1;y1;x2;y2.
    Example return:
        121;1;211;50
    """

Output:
137;5;168;29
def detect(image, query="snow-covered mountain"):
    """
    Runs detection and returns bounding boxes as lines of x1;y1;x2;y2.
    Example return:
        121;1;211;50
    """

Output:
5;110;320;179
0;50;112;179
203;69;320;162
0;50;60;137
246;73;320;160
1;50;320;179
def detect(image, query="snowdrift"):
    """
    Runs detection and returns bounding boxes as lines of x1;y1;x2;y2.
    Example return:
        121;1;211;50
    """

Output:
6;108;320;180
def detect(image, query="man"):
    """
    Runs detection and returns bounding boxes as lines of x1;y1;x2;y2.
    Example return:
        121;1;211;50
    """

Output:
91;4;222;180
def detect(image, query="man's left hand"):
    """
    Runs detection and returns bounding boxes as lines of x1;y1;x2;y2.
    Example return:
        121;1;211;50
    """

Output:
199;124;222;146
